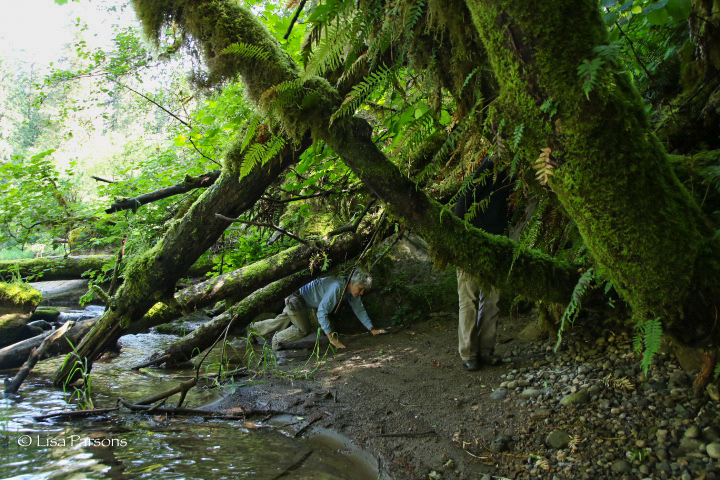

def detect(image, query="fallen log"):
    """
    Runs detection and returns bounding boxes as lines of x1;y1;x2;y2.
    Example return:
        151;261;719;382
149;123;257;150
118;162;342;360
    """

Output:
0;319;97;370
4;321;74;394
0;256;213;282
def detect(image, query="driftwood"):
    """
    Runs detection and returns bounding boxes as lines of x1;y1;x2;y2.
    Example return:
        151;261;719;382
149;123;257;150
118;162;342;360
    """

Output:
33;407;120;421
5;321;74;394
105;170;221;213
271;449;314;480
293;412;323;438
134;378;198;407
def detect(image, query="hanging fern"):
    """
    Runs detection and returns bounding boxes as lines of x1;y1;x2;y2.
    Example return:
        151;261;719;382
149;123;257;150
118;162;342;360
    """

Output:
393;109;436;158
554;267;595;352
330;65;392;124
461;66;482;94
240;114;263;153
240;135;286;178
534;147;555;185
221;42;271;62
507;198;547;276
403;0;426;40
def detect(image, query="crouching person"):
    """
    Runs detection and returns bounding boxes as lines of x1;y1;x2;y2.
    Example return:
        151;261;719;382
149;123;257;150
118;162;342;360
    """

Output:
250;269;386;350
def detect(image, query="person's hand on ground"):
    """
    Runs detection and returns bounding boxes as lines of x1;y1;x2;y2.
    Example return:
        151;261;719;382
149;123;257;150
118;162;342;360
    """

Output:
327;333;347;349
370;328;387;335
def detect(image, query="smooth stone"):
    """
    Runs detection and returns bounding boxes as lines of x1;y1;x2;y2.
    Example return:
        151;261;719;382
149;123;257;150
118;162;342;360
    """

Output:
611;460;631;473
490;388;508;401
560;390;590;406
546;430;571;449
520;388;542;399
707;443;720;459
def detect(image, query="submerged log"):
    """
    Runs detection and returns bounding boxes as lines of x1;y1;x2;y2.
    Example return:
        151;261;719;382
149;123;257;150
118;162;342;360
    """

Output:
0;319;97;370
4;320;74;394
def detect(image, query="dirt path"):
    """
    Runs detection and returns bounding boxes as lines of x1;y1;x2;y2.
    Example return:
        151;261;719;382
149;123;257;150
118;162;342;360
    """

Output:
213;313;720;480
215;313;538;479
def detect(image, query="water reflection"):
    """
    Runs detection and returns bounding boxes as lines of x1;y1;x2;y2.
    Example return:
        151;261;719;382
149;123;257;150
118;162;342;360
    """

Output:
1;309;377;480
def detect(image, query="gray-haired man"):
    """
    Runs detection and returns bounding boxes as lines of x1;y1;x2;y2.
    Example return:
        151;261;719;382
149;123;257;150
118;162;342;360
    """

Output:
250;269;386;350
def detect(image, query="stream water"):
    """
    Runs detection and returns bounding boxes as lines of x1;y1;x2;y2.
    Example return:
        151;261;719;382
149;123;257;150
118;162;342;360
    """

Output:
1;308;378;479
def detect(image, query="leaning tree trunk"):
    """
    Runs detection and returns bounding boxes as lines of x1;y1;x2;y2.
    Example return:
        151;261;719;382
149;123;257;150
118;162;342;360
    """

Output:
128;0;583;305
52;137;308;386
127;0;719;349
461;0;720;344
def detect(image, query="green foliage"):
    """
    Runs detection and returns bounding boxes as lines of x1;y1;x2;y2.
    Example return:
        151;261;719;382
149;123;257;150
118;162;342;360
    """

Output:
554;268;595;352
330;65;392;124
221;42;271;62
61;340;95;410
634;316;663;374
577;57;606;100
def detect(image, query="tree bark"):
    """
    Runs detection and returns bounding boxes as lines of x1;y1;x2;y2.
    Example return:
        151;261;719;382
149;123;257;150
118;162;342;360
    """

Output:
0;319;96;370
461;0;720;344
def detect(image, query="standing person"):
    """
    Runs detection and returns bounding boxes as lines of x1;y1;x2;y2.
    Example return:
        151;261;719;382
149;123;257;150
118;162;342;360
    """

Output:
454;158;511;371
249;269;386;350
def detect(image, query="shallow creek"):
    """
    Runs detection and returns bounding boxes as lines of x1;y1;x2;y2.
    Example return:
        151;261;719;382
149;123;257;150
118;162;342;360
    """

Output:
1;308;378;479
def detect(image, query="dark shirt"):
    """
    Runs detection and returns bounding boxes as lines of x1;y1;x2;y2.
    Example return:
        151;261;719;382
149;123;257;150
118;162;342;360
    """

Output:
453;159;511;235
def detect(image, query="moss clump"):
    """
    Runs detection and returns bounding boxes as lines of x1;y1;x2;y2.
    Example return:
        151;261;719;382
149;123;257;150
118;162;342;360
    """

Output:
30;308;61;322
0;282;42;313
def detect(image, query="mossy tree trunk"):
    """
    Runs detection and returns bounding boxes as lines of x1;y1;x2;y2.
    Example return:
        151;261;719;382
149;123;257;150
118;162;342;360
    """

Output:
52;140;306;386
462;0;720;345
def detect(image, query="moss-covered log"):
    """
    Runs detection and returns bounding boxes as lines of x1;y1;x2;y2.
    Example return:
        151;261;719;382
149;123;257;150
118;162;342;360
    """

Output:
0;255;213;282
128;233;366;332
148;270;316;365
52;136;308;386
461;0;720;345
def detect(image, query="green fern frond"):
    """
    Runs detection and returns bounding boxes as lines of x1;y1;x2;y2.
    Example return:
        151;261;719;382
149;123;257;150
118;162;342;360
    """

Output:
241;135;286;178
221;42;271;62
393;110;436;157
259;79;304;114
461;66;482;93
554;267;595;352
640;317;663;374
512;124;524;150
577;57;605;100
240;115;263;153
404;0;426;39
508;198;546;276
330;65;391;124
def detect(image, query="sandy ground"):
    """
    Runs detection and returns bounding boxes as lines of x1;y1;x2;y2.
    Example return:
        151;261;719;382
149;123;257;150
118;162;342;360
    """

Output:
212;312;539;479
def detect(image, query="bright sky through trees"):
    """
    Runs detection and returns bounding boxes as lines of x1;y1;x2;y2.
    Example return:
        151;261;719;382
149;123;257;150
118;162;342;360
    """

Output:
0;0;136;70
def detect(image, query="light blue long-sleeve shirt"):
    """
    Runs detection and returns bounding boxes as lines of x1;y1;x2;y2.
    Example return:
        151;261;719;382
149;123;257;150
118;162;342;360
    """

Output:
299;276;374;334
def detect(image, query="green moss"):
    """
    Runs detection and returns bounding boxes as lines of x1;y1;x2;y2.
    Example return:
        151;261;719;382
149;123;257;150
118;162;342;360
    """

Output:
0;282;42;311
30;308;61;322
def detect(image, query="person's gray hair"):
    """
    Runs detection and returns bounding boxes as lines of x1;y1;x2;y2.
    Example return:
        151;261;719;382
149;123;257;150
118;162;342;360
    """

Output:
350;269;373;288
